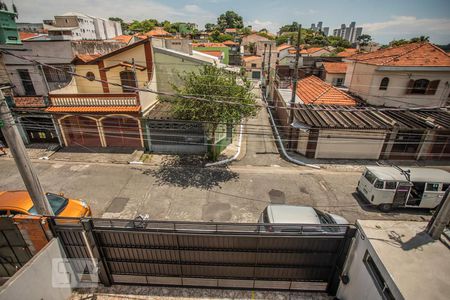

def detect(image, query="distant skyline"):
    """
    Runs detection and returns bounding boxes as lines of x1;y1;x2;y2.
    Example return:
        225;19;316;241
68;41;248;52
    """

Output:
12;0;450;44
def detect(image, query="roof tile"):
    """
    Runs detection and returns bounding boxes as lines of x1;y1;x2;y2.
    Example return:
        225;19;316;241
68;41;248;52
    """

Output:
322;62;347;74
295;76;356;106
46;106;141;113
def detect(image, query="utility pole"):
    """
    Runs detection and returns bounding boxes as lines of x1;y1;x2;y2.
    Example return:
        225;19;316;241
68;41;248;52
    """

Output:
131;58;138;88
426;188;450;239
0;90;53;215
261;43;267;90
266;44;272;99
288;24;302;149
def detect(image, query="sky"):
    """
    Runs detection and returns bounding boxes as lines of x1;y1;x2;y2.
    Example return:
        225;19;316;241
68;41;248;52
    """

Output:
13;0;450;44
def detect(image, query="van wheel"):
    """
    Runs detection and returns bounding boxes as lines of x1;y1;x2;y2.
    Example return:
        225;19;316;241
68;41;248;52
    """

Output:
378;203;393;212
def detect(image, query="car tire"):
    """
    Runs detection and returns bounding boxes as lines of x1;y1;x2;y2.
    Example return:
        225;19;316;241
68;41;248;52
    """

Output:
378;203;393;212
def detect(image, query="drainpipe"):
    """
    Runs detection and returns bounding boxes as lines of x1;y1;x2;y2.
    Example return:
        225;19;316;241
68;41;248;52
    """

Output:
205;123;243;167
263;92;320;169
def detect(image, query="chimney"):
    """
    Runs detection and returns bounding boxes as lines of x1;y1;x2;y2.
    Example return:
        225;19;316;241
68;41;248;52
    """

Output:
426;188;450;239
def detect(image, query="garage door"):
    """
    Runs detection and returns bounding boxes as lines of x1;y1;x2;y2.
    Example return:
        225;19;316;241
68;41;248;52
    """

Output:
102;116;142;148
315;130;386;159
61;116;101;147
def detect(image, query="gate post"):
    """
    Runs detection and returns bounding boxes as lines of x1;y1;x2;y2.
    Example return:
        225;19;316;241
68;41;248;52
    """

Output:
326;226;357;296
81;219;112;287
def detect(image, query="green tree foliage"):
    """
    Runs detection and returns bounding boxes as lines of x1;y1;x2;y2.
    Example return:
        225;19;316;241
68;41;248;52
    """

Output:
389;36;430;47
217;11;244;31
357;34;372;46
279;22;299;34
170;65;258;159
209;30;234;43
205;23;216;32
239;26;253;36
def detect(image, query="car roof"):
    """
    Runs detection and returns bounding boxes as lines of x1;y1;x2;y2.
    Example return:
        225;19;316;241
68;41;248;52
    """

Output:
267;205;320;224
365;166;450;182
0;191;33;210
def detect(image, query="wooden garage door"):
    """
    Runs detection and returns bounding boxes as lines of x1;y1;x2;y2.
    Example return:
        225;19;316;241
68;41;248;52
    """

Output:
61;116;101;147
102;116;141;148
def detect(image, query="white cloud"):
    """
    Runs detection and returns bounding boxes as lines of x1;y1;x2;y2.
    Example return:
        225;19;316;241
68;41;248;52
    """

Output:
245;19;280;34
362;16;450;43
16;0;216;28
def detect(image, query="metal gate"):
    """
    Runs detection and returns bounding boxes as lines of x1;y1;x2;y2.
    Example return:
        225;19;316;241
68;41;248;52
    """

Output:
147;120;207;154
51;218;356;294
0;217;33;278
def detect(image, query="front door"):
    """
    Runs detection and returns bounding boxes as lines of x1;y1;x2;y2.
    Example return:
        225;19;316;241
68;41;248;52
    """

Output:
393;182;412;207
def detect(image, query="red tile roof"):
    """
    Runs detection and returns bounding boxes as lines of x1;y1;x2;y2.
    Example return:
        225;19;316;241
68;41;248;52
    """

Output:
347;42;450;67
295;76;356;106
192;42;226;48
74;54;102;63
300;47;327;55
337;48;358;57
19;32;39;40
242;55;261;62
46;106;141;113
145;27;171;37
224;28;237;33
277;44;295;52
196;50;223;58
322;62;347;74
112;35;133;44
223;40;238;46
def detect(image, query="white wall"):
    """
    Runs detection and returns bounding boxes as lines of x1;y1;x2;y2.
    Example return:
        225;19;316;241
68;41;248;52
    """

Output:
0;239;72;300
325;73;345;86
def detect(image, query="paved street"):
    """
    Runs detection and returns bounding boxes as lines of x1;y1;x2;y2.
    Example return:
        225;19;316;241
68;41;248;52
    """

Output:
0;158;432;223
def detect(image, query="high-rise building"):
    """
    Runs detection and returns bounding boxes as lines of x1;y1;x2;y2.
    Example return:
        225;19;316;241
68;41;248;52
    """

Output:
310;21;329;36
332;22;363;43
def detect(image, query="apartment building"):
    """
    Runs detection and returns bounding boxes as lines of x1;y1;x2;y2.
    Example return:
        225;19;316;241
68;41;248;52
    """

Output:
333;22;363;43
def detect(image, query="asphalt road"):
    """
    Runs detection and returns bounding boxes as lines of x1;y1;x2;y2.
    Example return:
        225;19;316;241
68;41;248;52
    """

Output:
0;158;433;223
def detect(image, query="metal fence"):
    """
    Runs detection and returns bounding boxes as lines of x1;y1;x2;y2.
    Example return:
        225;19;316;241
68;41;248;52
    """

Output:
50;218;356;294
0;217;33;278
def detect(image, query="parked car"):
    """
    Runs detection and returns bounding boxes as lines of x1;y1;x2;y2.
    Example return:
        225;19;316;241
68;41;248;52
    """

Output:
258;204;348;233
0;190;91;217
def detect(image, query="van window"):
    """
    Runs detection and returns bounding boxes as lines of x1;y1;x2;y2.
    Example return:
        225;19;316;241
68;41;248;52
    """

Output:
385;181;397;190
426;183;440;192
374;180;384;189
442;183;450;192
364;170;377;184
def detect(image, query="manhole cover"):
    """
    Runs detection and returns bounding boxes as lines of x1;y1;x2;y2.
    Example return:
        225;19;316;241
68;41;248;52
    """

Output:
105;197;129;213
269;189;286;204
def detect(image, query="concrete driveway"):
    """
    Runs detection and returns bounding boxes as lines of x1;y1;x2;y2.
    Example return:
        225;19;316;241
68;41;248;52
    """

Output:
0;158;433;223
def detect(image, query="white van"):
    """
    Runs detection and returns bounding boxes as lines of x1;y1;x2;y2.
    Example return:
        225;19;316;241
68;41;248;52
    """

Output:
357;166;450;212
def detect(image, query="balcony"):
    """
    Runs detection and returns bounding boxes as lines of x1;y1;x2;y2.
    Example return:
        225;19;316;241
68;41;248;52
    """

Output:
12;95;48;109
48;93;140;107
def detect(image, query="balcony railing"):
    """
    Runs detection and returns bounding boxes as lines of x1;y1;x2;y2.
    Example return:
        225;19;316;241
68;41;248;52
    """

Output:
49;93;140;107
12;96;48;108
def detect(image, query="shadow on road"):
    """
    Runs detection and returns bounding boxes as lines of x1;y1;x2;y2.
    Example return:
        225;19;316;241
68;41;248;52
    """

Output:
144;156;239;190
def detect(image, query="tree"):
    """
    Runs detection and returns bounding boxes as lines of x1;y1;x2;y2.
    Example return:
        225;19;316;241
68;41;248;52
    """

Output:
239;26;253;36
259;28;268;33
205;23;216;32
279;22;299;34
217;11;244;31
410;35;429;43
357;34;372;46
170;65;257;160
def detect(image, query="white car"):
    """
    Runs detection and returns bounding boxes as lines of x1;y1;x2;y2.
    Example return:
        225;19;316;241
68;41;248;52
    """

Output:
258;204;348;233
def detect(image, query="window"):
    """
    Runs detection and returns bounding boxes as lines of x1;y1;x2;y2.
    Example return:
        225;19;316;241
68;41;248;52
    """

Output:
379;77;389;90
43;65;71;83
17;69;36;95
411;79;429;94
119;71;137;92
335;78;344;87
86;72;95;81
426;183;440;192
364;170;377;184
251;71;261;79
374;180;384;189
0;210;7;215
385;181;397;190
251;63;257;67
28;193;68;215
442;183;450;192
364;251;395;300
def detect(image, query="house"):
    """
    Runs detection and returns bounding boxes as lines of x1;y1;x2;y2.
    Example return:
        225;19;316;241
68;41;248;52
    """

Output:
146;46;229;155
224;28;238;36
192;43;229;64
1;37;126;145
47;38;156;149
241;33;270;55
276;43;296;66
46;12;122;40
344;42;450;108
144;27;171;38
112;35;140;45
337;220;450;300
320;62;347;86
290;105;450;160
299;47;331;57
242;56;262;79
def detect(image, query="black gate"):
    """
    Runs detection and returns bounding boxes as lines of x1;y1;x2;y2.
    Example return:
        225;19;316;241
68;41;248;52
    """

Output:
0;217;33;278
51;218;356;294
147;120;207;154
